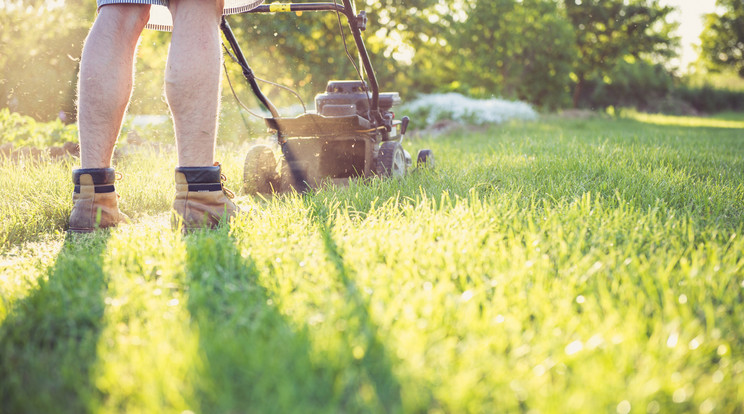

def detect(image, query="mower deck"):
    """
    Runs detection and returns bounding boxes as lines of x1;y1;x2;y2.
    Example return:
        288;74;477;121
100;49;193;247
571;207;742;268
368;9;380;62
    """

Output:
222;2;433;194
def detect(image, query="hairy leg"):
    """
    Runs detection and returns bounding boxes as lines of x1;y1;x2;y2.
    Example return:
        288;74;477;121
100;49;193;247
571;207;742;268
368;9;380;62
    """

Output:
77;4;150;169
166;0;225;167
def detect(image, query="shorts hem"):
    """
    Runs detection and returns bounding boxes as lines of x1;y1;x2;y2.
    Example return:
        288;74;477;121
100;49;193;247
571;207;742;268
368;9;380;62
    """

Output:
98;0;168;6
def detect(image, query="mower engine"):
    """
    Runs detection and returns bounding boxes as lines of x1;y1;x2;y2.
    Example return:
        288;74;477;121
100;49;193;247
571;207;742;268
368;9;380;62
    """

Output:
316;80;399;126
244;80;426;194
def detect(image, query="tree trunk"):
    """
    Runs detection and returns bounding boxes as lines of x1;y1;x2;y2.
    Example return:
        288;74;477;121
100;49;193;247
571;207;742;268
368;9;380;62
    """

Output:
572;77;584;108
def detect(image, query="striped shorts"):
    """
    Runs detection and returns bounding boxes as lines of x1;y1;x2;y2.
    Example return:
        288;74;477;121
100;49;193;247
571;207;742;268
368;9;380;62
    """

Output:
97;0;264;31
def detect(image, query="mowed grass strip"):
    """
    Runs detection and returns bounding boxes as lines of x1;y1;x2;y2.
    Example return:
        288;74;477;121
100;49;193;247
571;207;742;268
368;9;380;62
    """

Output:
1;115;743;413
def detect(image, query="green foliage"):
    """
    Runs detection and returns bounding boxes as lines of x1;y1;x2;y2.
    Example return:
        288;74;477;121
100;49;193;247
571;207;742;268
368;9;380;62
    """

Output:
2;116;744;412
685;69;744;92
0;108;78;147
226;0;676;111
564;0;678;107
676;70;744;112
578;63;744;114
700;0;744;77
0;0;95;121
442;0;576;109
676;85;744;113
582;58;675;111
0;0;732;121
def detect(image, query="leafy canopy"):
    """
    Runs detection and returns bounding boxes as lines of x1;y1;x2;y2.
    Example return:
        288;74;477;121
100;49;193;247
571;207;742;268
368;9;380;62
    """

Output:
564;0;678;106
700;0;744;77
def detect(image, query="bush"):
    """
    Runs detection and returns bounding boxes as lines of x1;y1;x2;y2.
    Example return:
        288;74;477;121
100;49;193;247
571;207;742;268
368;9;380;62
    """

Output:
0;109;78;148
676;85;744;113
578;59;675;111
574;59;744;115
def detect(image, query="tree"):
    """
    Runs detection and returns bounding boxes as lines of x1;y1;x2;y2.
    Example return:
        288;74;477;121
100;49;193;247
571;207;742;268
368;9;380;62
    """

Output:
447;0;576;108
361;0;577;109
700;0;744;77
0;0;95;121
564;0;678;107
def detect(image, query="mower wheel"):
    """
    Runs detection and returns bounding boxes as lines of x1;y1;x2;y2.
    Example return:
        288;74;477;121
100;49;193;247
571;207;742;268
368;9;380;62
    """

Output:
416;149;435;168
243;144;279;194
278;158;299;193
376;141;407;177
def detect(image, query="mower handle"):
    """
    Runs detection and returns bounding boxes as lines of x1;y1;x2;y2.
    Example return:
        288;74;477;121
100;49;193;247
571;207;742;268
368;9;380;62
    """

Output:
228;1;387;133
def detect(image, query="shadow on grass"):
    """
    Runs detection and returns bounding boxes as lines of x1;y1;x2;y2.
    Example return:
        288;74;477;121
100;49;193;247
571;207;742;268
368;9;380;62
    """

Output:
184;229;336;412
307;201;404;411
183;225;402;413
0;232;111;413
315;219;404;411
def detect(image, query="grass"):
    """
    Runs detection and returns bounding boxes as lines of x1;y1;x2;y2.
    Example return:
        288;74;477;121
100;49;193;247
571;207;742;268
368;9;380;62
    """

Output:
620;108;744;129
1;114;743;413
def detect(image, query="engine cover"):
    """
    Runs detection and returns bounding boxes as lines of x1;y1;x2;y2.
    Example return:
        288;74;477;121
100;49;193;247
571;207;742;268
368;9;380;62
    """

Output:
315;80;401;120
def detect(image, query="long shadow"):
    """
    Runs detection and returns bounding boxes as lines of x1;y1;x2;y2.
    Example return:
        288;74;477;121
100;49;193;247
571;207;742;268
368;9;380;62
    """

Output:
306;201;403;412
0;233;111;413
184;225;402;413
314;218;404;412
184;229;337;413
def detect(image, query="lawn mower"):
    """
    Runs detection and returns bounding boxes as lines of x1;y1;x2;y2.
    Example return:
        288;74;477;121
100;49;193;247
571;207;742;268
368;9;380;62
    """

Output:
219;0;434;194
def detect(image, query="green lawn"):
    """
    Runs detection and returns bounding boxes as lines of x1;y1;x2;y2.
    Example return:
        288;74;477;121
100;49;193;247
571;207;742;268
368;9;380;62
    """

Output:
1;114;743;413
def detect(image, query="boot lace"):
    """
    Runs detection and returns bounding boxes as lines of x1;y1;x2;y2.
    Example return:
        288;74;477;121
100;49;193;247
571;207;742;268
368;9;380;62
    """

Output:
214;162;235;199
115;171;124;198
221;174;235;199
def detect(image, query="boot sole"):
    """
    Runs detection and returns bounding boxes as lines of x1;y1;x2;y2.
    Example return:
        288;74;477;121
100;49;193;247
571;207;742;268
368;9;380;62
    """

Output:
68;227;96;234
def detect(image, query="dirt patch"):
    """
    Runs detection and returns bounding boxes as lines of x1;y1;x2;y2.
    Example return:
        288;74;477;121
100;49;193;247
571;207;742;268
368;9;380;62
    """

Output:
0;131;174;163
408;119;473;138
554;109;602;119
0;141;79;162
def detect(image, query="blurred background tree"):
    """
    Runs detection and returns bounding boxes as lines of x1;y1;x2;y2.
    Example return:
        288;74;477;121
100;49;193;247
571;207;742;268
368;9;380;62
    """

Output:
700;0;744;77
445;0;576;109
563;0;678;107
0;0;94;122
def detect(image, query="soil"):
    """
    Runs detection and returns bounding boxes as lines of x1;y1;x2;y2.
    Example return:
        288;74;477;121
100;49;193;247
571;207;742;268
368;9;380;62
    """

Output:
0;131;174;163
0;141;79;162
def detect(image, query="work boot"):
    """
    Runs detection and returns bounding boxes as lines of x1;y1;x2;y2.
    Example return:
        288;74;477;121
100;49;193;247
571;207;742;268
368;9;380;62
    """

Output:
68;167;129;233
172;163;239;231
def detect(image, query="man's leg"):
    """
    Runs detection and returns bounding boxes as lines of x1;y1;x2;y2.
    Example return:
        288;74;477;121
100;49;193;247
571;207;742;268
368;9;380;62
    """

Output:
165;0;225;167
70;4;149;232
77;4;150;168
166;0;238;231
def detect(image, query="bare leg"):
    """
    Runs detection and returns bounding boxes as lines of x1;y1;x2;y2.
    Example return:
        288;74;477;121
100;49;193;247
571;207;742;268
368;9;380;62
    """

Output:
165;0;225;167
77;4;150;169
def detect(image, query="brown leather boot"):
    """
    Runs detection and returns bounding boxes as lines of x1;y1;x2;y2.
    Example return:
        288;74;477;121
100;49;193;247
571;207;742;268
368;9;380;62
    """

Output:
68;168;129;233
172;163;239;231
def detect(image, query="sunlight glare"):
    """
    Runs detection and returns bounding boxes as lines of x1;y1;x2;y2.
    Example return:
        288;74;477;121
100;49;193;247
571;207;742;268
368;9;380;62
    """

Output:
623;110;744;129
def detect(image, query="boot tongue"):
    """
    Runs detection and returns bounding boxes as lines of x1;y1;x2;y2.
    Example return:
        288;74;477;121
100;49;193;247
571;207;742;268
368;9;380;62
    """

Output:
176;166;221;183
73;168;116;185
